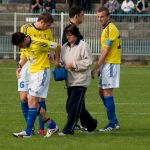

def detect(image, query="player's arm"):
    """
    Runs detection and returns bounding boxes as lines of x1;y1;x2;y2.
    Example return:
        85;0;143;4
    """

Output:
32;37;60;66
19;25;28;66
91;40;112;78
16;54;28;79
54;44;60;67
32;37;57;52
94;45;110;69
92;27;118;77
48;42;60;67
16;25;28;79
18;54;28;67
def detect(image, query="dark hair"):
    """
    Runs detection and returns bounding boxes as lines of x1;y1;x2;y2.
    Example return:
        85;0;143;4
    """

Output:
37;12;54;23
11;32;25;45
69;7;84;18
97;7;110;16
64;24;81;38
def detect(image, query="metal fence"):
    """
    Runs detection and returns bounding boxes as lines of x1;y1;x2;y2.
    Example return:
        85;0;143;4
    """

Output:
0;12;150;60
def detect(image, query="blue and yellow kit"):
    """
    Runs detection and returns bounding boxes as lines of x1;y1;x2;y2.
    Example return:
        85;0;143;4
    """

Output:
101;22;121;64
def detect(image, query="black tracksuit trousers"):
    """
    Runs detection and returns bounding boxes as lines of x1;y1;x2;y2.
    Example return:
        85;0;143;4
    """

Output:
62;86;97;134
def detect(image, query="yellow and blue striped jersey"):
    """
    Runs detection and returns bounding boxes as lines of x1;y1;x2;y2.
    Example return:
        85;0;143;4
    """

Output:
101;22;121;64
25;36;58;73
20;23;53;58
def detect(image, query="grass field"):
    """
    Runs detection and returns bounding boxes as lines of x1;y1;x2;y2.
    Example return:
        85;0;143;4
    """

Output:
0;61;150;150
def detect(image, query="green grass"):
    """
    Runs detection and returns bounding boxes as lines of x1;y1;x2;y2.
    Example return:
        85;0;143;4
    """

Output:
0;61;150;150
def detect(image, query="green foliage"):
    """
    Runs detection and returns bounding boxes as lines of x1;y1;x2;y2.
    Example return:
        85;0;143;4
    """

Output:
0;62;150;150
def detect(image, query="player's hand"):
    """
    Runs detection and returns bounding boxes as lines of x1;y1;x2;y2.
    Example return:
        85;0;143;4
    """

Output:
91;68;98;79
97;70;100;77
49;52;55;64
16;68;21;79
54;61;61;68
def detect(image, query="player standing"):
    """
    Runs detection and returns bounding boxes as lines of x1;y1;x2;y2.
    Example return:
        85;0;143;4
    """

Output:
17;13;55;135
12;32;60;138
92;7;120;131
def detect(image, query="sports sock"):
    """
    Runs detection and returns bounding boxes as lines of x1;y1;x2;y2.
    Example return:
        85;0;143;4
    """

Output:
46;120;56;129
101;96;106;106
38;100;46;130
102;96;117;126
101;96;118;124
20;100;28;122
25;107;37;135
